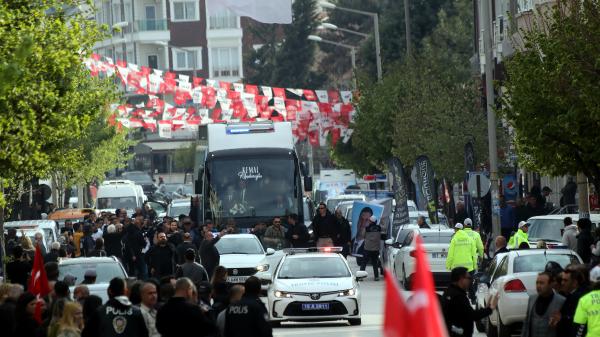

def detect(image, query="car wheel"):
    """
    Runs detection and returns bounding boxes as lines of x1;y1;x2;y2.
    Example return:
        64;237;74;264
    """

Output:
497;314;511;337
270;321;281;328
486;317;498;337
349;318;362;326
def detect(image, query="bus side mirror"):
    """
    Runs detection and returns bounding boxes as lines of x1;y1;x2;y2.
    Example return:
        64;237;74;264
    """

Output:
303;177;313;192
300;162;309;177
195;169;203;194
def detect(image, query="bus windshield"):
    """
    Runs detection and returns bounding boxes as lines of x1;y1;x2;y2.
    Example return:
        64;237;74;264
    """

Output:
206;156;300;218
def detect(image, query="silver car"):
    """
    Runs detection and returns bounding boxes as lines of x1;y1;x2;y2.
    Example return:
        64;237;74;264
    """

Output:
58;256;128;303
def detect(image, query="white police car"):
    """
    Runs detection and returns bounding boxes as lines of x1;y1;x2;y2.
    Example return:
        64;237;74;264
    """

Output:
267;247;368;326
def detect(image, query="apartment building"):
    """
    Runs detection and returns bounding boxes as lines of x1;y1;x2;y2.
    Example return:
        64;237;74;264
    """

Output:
92;0;244;82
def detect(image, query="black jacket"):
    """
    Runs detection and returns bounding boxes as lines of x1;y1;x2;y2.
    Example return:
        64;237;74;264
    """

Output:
442;284;492;337
310;212;340;239
557;286;588;337
156;297;217;337
285;223;310;248
336;217;352;245
577;230;594;263
224;294;272;337
146;243;176;278
103;231;124;259
124;225;145;259
176;241;198;264
84;296;148;337
200;236;220;277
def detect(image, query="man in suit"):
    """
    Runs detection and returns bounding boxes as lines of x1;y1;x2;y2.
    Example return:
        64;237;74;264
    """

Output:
522;272;565;337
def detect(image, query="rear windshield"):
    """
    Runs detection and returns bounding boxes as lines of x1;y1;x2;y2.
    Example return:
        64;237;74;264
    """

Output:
513;254;579;273
278;256;350;279
59;262;126;284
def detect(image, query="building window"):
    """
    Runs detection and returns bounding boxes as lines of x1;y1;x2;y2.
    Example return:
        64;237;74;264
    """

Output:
171;1;199;21
209;10;237;29
172;48;202;70
211;47;240;77
148;55;158;69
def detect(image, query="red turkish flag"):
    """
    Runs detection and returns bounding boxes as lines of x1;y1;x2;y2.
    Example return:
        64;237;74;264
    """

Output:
272;87;286;99
383;236;448;337
331;128;341;147
29;244;50;324
246;84;259;95
303;89;317;101
192;76;203;88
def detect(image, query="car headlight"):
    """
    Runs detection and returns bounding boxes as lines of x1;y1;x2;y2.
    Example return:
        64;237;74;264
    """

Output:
256;264;270;272
274;290;292;298
338;288;356;297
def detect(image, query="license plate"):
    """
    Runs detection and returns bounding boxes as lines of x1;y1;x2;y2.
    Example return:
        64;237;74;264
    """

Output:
302;303;330;311
431;252;447;259
227;276;250;283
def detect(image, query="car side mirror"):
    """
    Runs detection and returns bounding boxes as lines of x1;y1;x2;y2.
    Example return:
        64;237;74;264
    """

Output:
385;238;394;246
355;270;368;281
392;242;402;249
266;248;275;255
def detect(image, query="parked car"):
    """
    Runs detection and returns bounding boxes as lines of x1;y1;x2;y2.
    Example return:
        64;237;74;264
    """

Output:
3;220;59;252
96;180;146;216
58;256;128;303
48;208;98;229
167;198;191;218
387;227;454;289
475;249;582;337
526;214;600;248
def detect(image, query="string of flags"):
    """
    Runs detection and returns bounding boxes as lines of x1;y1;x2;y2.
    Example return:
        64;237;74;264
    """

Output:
84;53;355;146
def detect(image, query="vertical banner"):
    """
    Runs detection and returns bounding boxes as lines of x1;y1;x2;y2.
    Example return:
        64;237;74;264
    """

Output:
415;155;439;224
464;141;477;226
387;157;410;236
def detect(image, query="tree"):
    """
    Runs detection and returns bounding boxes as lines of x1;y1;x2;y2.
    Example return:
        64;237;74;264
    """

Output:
500;0;600;193
243;0;326;88
332;0;491;182
174;141;197;172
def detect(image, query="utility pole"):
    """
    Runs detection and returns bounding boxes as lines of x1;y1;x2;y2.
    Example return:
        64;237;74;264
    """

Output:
577;172;590;218
404;0;412;58
481;0;500;237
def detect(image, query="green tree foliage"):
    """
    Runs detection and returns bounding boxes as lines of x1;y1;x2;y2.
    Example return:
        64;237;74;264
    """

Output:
333;0;489;181
0;1;130;197
174;141;197;172
500;0;600;192
244;0;326;88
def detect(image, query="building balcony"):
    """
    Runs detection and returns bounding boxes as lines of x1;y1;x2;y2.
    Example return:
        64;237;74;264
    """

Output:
135;19;168;32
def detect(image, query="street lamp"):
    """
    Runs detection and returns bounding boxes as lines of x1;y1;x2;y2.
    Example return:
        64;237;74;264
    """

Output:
308;35;357;89
318;1;382;81
317;22;369;38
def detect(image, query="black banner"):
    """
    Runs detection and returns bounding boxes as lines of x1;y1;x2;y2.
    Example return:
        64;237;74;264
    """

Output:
415;155;439;224
387;157;410;230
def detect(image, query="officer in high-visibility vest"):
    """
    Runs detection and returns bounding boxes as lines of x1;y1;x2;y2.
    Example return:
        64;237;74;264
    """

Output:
446;223;477;272
463;218;484;260
508;221;530;249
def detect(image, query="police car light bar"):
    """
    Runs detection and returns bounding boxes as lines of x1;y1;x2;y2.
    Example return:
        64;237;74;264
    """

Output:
226;121;275;134
284;247;344;254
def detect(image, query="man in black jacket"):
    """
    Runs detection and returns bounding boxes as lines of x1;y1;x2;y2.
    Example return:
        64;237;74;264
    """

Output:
200;229;226;279
224;276;272;337
285;213;309;248
311;203;340;247
442;267;497;337
146;232;176;278
125;216;147;279
83;278;148;337
156;277;217;337
556;265;589;337
576;218;594;264
334;209;352;257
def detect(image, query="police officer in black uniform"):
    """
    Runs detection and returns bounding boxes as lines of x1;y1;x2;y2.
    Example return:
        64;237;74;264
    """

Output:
83;277;148;337
224;276;272;337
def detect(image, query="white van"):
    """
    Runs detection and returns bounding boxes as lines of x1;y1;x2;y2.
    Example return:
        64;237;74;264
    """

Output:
96;180;146;216
4;220;59;251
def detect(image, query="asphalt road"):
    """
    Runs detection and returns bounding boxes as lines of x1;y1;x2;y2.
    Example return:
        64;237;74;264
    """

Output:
269;257;489;337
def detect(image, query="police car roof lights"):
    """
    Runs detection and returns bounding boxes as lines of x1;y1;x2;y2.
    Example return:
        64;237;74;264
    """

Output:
283;246;344;255
226;121;275;135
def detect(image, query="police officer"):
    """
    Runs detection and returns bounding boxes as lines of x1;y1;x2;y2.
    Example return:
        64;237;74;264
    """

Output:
463;218;484;262
574;265;600;337
446;223;477;272
224;276;272;337
508;221;529;249
83;278;148;337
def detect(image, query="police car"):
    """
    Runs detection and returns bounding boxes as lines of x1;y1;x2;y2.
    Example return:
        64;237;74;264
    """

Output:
267;247;368;326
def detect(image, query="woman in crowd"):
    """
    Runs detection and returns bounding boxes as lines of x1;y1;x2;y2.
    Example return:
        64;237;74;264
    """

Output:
210;266;231;313
55;301;84;337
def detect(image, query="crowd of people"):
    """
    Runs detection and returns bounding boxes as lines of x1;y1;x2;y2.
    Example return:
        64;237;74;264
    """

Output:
0;201;360;337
